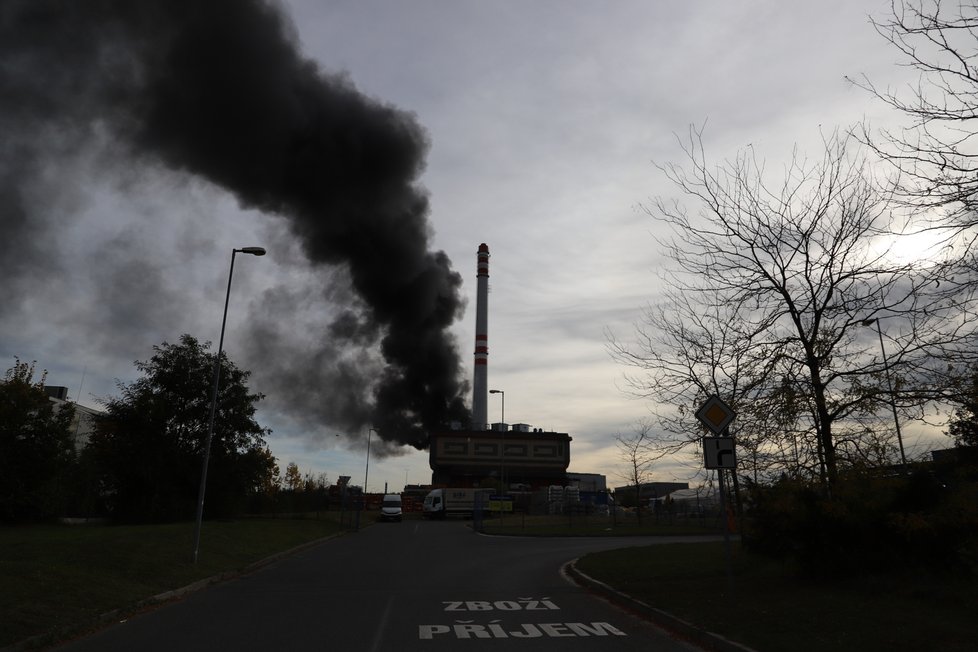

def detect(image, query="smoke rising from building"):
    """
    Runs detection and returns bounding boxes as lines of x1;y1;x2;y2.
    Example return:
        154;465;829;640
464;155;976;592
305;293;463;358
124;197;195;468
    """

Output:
1;0;470;452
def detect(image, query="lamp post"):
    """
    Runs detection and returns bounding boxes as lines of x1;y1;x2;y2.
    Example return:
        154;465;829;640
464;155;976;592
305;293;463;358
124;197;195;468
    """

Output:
490;389;504;492
364;428;377;494
489;389;504;425
193;246;265;563
862;318;908;467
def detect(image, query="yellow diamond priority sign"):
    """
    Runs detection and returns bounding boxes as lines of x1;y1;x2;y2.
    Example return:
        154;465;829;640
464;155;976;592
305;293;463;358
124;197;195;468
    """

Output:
695;395;736;435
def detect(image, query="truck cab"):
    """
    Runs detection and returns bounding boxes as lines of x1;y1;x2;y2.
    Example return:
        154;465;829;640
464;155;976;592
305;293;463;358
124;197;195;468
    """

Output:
422;490;442;518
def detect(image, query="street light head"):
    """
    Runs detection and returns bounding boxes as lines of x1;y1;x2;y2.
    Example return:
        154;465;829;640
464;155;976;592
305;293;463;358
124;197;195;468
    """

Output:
490;389;503;394
238;246;266;256
861;318;877;327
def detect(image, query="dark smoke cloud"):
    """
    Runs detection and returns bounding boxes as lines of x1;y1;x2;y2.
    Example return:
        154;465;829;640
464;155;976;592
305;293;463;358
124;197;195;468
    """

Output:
1;0;471;450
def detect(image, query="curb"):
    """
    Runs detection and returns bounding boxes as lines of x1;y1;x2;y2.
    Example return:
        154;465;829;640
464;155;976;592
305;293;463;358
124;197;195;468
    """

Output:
2;532;344;652
564;559;759;652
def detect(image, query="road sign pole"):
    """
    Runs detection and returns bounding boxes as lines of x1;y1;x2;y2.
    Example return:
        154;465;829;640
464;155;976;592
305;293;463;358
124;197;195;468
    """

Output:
696;396;738;598
718;468;735;597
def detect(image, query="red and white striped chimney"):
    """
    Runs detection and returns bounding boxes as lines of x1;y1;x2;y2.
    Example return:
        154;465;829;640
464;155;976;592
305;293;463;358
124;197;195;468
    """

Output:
472;243;490;429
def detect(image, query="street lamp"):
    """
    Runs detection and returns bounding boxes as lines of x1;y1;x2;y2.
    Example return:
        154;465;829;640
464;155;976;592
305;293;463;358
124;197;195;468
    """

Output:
490;389;505;492
489;389;505;425
193;246;265;563
364;428;377;494
861;318;908;467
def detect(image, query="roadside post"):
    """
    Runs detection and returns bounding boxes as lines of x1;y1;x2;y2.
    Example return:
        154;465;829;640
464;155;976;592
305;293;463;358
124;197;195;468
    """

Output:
473;491;485;533
695;395;737;595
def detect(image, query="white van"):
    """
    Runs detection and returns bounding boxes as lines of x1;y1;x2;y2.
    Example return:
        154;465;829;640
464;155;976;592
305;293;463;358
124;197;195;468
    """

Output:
380;494;403;522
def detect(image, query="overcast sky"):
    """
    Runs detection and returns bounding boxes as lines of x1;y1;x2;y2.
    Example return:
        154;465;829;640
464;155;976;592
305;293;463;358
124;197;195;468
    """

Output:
3;0;936;493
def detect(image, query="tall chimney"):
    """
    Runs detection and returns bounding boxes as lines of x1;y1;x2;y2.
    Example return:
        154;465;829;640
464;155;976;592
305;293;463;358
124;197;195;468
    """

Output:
472;243;490;429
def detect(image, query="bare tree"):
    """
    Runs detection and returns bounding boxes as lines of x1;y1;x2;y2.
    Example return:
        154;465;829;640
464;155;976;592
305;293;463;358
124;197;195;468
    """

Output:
610;282;800;483
854;1;978;237
854;0;978;420
612;128;971;485
615;420;659;520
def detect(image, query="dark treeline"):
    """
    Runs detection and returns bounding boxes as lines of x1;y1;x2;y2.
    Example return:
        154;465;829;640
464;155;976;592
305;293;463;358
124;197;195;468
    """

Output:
2;337;301;524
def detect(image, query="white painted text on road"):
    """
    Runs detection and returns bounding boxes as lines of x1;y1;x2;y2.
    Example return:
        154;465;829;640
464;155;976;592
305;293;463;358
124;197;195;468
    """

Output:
419;622;627;639
443;598;559;612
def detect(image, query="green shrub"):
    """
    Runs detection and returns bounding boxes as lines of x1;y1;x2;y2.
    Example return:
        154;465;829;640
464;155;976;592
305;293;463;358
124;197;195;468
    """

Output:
744;464;978;578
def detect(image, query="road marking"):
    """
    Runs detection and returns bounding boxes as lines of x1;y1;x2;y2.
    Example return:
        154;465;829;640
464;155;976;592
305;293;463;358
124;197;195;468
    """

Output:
369;596;393;652
423;597;626;640
442;597;559;611
419;621;626;639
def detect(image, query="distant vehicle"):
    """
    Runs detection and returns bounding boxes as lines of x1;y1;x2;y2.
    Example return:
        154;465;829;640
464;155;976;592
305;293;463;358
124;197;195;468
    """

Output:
380;494;403;522
422;488;492;519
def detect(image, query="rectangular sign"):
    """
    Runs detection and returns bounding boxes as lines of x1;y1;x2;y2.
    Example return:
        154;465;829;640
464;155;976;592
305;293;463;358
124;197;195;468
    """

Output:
703;437;736;469
489;496;513;512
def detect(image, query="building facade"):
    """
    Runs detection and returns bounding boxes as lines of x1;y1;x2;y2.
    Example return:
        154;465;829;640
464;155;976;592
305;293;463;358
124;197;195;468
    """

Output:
429;425;571;489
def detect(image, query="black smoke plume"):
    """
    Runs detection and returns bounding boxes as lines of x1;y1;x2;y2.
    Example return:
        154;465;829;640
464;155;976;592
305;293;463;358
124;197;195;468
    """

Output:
1;0;471;452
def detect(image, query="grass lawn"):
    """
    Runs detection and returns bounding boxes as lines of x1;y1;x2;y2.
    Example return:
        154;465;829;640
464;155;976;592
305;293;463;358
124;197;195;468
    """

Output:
480;512;722;537
0;515;348;649
575;541;977;652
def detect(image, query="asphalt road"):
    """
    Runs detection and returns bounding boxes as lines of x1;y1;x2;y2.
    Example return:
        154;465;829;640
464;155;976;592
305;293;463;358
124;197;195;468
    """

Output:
56;519;715;651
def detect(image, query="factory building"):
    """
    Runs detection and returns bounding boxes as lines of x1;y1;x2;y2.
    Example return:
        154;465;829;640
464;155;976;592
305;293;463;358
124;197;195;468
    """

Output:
612;481;690;506
435;243;576;490
566;472;607;492
429;423;572;489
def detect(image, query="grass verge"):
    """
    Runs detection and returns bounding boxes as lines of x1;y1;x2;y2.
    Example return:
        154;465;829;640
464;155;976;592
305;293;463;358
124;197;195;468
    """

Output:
480;513;721;537
575;541;977;652
1;515;347;649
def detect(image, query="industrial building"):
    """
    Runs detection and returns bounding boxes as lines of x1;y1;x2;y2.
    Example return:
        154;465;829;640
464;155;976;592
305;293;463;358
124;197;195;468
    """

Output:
428;243;633;499
566;472;607;492
612;481;690;506
429;423;572;489
428;243;580;491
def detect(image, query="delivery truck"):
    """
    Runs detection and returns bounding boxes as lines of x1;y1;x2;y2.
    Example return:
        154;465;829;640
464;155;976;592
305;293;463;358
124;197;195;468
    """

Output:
422;488;493;519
